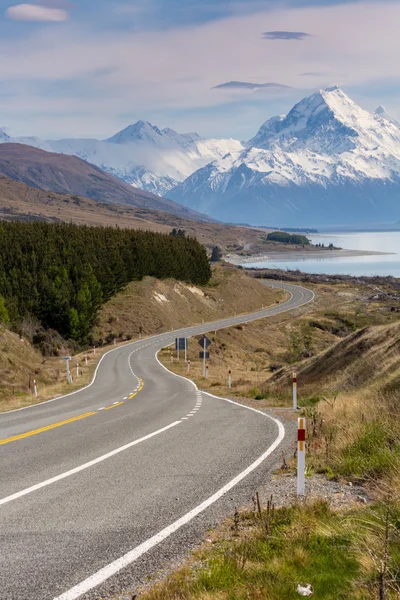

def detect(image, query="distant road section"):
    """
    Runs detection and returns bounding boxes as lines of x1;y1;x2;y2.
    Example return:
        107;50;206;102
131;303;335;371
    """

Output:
0;281;314;600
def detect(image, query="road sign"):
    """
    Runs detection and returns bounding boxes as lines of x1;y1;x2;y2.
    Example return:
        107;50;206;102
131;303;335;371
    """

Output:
199;352;210;359
175;338;188;350
198;335;212;349
62;356;72;361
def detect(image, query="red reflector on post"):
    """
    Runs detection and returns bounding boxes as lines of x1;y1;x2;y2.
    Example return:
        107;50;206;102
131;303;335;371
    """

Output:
298;429;306;442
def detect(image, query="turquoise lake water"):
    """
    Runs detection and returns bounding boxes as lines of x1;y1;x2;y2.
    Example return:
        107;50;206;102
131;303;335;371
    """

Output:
244;231;400;277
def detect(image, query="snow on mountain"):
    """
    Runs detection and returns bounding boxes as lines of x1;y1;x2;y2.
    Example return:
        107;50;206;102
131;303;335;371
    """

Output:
0;122;243;197
168;87;400;226
0;129;10;142
375;105;400;128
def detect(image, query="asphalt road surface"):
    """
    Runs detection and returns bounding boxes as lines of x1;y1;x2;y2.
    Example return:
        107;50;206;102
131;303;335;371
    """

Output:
0;281;314;600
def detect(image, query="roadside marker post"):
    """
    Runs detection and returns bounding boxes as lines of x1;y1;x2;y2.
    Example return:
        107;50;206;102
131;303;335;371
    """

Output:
93;346;96;355
198;335;212;377
85;355;88;366
228;369;232;389
114;338;116;346
76;363;79;378
62;356;72;384
187;360;191;373
293;372;297;410
33;379;38;398
297;417;306;496
206;365;209;379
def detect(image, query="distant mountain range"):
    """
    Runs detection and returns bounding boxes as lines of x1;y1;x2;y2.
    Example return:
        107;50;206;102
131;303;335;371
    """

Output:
168;87;400;227
1;87;400;227
0;121;242;197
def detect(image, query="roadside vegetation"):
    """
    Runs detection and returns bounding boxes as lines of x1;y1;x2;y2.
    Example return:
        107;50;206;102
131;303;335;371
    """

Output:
0;265;281;411
152;273;400;600
0;221;210;344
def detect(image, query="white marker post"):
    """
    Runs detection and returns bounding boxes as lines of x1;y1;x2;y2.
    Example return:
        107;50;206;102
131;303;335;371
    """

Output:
114;338;116;346
205;365;209;379
93;346;96;355
85;355;88;366
293;372;297;410
297;417;306;496
187;360;191;373
33;379;38;398
63;356;72;384
76;363;79;378
228;369;232;389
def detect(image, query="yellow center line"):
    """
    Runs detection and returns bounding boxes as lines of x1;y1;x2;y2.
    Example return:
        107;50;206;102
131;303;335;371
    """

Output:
0;412;97;445
104;402;124;410
1;377;146;445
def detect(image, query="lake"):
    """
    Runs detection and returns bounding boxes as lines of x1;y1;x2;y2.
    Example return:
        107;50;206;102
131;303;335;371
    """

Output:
244;231;400;277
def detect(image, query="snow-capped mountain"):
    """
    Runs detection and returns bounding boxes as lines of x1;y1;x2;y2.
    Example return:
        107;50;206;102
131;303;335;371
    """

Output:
1;121;243;197
168;87;400;226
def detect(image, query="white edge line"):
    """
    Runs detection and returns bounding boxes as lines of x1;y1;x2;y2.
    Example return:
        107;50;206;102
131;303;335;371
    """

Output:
0;421;181;507
3;282;313;597
1;283;313;416
50;283;312;599
53;353;285;600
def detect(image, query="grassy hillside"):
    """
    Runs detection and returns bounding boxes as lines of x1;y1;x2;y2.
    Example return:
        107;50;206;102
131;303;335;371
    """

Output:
0;175;276;255
272;321;400;395
0;266;282;411
0;144;209;220
93;265;283;343
159;280;399;400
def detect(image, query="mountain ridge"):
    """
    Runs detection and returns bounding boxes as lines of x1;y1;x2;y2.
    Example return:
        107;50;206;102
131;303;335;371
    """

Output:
167;87;400;226
0;122;243;197
0;143;213;221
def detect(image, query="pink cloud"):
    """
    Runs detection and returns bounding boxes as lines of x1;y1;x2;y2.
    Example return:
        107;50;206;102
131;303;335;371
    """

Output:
6;3;69;21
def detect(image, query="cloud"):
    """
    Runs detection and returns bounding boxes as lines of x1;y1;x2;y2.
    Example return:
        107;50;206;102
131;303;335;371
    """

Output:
6;3;69;21
300;71;327;77
263;31;310;40
212;81;292;90
1;1;400;138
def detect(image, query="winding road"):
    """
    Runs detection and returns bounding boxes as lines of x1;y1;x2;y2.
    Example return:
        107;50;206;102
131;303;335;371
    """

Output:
0;281;314;600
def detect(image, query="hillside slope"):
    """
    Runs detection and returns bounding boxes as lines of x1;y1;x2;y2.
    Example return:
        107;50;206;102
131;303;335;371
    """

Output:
0;266;281;410
0;175;275;254
273;320;400;393
0;144;211;221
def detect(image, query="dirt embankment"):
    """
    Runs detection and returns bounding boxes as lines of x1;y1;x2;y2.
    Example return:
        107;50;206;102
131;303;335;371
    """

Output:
93;265;283;343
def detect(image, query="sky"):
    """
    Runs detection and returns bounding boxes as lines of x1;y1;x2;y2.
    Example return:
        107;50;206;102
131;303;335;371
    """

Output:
1;0;400;140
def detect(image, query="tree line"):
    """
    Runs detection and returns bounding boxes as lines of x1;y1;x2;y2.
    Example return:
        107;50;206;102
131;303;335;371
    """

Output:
267;231;310;245
0;222;211;343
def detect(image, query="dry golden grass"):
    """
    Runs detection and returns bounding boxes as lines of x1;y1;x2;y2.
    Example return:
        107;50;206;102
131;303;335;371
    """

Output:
93;265;283;343
0;266;282;412
158;281;376;403
0;330;127;412
0;175;277;255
